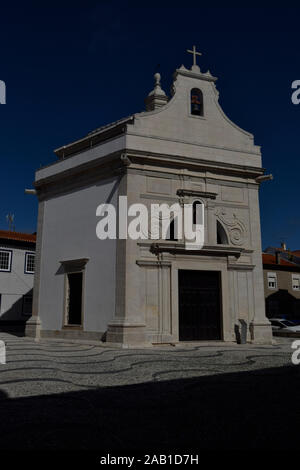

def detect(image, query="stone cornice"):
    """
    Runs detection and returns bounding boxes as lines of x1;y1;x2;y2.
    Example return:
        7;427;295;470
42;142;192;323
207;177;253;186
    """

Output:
148;242;245;258
137;254;255;270
126;130;261;156
127;150;265;179
174;67;217;83
34;146;264;199
136;260;172;267
227;263;255;271
34;151;127;198
59;258;89;264
176;189;217;199
59;258;89;271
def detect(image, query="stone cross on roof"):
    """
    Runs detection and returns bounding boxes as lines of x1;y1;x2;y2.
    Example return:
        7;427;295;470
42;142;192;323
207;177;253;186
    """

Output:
187;45;202;67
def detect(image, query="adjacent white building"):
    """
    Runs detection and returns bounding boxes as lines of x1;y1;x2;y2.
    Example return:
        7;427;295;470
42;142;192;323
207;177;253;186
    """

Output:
0;230;36;329
26;50;272;345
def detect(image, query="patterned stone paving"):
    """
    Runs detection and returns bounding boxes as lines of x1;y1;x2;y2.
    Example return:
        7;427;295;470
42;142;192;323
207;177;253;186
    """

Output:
0;333;298;450
0;333;294;398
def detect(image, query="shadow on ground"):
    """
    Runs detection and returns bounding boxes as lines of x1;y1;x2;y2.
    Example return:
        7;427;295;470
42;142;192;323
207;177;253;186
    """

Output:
0;364;299;451
0;289;33;337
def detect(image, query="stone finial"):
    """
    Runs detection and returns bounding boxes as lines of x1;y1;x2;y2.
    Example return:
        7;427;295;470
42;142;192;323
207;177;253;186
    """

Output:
145;72;168;111
154;72;161;87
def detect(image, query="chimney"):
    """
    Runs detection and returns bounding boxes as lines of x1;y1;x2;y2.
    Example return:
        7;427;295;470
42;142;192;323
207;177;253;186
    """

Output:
275;251;281;265
281;242;287;251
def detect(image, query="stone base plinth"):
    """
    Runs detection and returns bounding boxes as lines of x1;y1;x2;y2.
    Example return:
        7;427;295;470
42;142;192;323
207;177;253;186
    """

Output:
106;322;150;348
250;321;273;344
25;316;41;339
40;329;105;341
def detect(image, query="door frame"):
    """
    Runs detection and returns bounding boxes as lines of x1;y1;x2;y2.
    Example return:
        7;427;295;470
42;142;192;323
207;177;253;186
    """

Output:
178;269;222;341
63;269;85;328
171;258;230;341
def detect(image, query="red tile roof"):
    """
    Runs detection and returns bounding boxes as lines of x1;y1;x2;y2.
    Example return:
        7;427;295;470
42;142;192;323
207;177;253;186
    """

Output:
262;253;296;267
0;230;36;243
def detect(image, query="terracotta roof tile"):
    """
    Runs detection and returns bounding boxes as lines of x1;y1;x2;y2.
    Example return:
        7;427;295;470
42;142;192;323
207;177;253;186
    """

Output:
262;253;296;267
0;230;36;243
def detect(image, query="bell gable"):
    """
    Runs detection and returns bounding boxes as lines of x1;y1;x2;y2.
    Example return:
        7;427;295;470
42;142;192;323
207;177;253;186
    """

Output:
128;64;261;168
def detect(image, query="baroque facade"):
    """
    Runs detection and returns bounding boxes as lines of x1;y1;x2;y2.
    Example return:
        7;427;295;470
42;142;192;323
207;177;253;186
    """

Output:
26;51;272;345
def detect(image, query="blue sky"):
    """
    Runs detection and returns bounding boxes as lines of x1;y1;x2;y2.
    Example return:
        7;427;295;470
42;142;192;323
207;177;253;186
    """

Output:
0;3;299;250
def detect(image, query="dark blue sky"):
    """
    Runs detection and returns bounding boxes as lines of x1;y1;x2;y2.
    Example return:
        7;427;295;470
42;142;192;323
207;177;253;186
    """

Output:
0;3;299;250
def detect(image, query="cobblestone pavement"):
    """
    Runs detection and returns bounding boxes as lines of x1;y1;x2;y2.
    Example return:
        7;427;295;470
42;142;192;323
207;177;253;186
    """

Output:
0;333;295;398
0;333;299;450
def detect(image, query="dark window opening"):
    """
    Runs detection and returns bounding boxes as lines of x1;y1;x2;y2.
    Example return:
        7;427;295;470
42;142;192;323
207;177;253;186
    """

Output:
191;88;203;116
217;220;228;245
168;218;178;241
66;272;83;325
192;201;203;225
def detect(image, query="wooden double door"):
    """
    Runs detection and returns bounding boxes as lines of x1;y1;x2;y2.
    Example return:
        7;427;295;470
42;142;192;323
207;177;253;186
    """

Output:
178;270;222;341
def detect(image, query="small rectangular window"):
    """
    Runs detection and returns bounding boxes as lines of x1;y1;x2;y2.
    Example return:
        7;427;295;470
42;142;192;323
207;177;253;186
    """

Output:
267;272;277;290
25;252;35;274
292;275;300;291
0;249;12;272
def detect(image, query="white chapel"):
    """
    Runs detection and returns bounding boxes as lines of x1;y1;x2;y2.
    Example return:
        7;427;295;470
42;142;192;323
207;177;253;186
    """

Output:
26;48;272;346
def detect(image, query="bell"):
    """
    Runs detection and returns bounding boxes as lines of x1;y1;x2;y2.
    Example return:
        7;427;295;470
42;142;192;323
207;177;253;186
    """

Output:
191;93;202;116
192;103;200;113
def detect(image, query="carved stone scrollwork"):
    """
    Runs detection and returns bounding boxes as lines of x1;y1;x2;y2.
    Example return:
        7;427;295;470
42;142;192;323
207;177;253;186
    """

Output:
215;209;247;246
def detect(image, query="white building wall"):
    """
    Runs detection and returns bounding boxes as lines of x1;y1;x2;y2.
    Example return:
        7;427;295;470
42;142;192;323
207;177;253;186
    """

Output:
38;176;118;334
0;245;34;321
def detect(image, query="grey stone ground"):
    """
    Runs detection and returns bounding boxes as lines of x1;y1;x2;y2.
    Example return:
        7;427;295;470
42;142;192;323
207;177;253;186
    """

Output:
0;333;295;398
0;332;299;450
